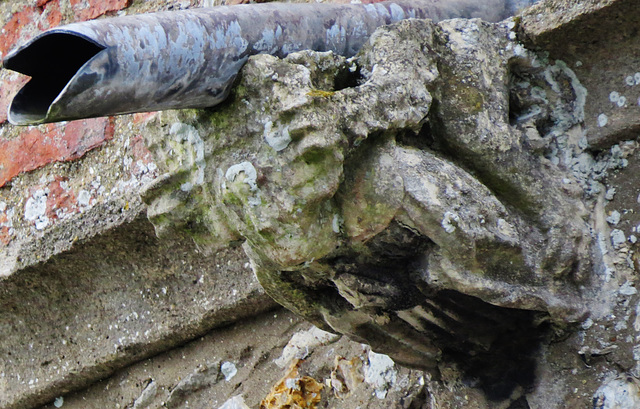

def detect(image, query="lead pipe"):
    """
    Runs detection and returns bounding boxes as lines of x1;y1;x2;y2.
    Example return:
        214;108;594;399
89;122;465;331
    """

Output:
2;1;531;125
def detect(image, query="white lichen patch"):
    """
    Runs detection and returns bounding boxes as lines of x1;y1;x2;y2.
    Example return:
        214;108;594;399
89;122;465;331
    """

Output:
24;192;46;221
263;120;292;152
221;361;238;381
541;60;587;122
180;182;194;192
170;122;206;186
364;350;397;399
598;113;609;127
610;91;621;103
608;90;627;107
441;211;460;233
225;162;258;192
224;161;261;206
77;190;91;207
24;190;49;230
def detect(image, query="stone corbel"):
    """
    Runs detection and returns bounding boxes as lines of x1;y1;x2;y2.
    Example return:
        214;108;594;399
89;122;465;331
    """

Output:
141;17;593;383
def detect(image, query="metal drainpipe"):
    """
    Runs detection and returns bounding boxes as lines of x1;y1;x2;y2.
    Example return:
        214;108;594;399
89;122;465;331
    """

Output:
1;0;533;125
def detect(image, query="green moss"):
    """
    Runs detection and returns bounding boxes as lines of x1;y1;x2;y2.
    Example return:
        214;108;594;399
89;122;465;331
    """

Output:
207;112;230;130
300;147;330;165
255;269;324;320
223;191;244;206
278;110;297;125
256;228;277;245
233;83;249;98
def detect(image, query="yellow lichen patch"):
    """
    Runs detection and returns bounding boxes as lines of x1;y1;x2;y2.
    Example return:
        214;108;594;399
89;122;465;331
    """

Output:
306;89;335;98
330;355;364;399
260;360;323;409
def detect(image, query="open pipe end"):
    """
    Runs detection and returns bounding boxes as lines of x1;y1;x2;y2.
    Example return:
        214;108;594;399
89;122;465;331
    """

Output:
3;32;105;125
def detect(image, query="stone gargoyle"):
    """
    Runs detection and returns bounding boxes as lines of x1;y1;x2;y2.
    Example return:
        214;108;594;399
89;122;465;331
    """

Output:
139;16;593;397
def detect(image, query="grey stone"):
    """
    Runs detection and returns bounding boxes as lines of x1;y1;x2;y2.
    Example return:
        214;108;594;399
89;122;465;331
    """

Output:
4;1;640;408
0;214;275;409
142;15;593;404
520;0;640;148
41;309;430;409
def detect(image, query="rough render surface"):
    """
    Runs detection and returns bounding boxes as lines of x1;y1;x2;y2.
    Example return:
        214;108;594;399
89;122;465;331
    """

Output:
2;0;640;409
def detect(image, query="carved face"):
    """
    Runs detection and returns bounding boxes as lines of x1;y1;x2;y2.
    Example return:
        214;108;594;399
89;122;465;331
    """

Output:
144;18;591;391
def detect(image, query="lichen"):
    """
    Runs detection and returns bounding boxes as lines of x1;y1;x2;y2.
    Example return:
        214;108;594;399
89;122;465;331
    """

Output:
144;18;592;380
306;89;335;98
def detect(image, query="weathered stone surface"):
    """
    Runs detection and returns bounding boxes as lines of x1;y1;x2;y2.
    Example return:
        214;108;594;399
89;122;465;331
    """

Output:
36;309;430;409
0;214;276;409
520;0;640;148
147;7;589;354
142;15;593;404
2;0;640;408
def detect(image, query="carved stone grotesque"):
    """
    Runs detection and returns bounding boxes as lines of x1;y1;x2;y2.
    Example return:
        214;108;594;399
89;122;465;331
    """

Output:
142;18;592;395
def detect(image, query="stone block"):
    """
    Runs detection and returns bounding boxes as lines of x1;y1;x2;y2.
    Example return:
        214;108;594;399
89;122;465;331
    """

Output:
520;0;640;148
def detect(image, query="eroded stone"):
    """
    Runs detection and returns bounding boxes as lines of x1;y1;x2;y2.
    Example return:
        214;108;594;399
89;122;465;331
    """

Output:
143;17;595;400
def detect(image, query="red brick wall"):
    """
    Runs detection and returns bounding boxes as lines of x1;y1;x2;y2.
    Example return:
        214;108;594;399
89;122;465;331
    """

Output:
0;0;387;246
0;0;132;188
0;0;166;246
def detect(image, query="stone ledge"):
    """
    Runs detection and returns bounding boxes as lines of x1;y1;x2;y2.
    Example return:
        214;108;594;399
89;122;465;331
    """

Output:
0;215;277;409
1;0;640;408
38;309;429;409
520;0;640;148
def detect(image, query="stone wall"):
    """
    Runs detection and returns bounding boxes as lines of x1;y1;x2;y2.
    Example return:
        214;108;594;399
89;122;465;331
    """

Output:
2;1;640;408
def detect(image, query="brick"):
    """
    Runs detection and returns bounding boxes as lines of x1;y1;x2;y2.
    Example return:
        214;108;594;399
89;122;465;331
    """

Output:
39;0;63;29
0;73;29;124
0;6;38;58
0;117;116;187
69;0;132;21
0;210;11;246
130;135;154;164
0;226;10;245
45;177;78;220
0;0;131;62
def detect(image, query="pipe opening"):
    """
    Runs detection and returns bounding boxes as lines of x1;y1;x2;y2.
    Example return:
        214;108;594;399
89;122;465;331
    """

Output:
4;33;105;124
